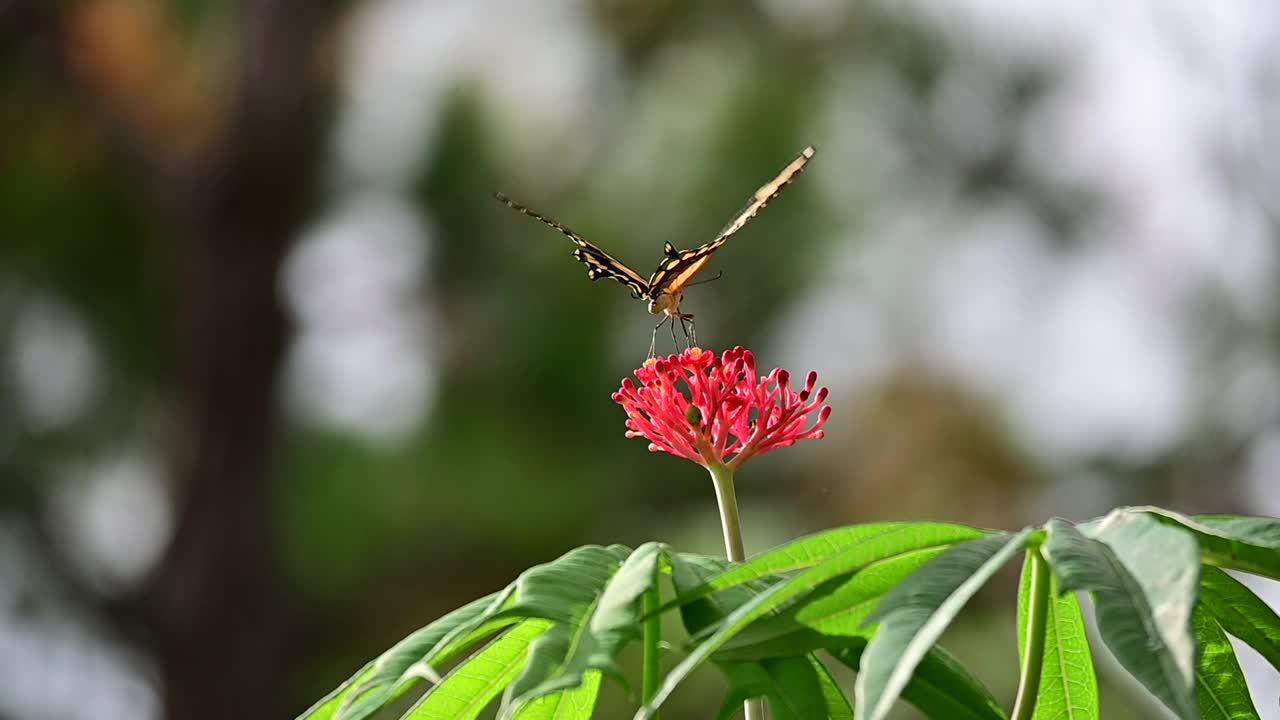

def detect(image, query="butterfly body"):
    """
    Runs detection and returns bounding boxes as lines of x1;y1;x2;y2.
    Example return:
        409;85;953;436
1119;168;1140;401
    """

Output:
646;288;683;317
497;145;815;354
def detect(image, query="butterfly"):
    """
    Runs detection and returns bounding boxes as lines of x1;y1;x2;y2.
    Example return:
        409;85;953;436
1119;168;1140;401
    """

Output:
496;145;815;356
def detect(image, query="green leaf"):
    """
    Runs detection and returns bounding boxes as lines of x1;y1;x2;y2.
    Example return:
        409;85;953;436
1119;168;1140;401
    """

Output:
402;619;552;720
831;643;1006;720
1191;605;1259;720
502;545;636;619
510;672;602;720
334;545;634;720
637;525;993;719
669;552;779;637
330;591;513;720
405;591;522;690
1043;518;1198;720
1091;512;1200;689
1135;508;1280;581
854;530;1030;720
1195;515;1280;549
296;663;374;720
715;546;950;660
1198;565;1280;668
716;662;775;719
1016;552;1098;720
501;543;665;715
810;655;857;720
665;523;989;613
716;656;834;720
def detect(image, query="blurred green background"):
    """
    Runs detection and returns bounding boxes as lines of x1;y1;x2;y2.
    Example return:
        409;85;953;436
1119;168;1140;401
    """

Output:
2;1;1278;718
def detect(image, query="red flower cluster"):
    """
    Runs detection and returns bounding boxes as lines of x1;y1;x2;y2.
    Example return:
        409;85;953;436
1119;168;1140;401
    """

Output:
612;347;831;469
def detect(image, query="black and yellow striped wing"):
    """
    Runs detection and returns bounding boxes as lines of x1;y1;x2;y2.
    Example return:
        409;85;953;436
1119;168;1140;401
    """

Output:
495;192;650;299
646;145;815;296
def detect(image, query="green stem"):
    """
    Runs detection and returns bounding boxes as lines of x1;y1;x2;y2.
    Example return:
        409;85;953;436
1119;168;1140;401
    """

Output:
705;462;764;720
642;585;661;719
1012;548;1049;720
706;461;746;562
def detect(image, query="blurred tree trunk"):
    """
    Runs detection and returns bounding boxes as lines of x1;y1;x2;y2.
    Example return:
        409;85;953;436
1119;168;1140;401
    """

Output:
147;2;335;718
10;1;339;718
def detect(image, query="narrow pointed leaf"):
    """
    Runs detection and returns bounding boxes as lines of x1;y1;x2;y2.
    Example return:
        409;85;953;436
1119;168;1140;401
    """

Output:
339;545;630;720
1131;508;1280;581
1016;552;1098;720
664;523;988;613
401;619;552;720
411;587;519;671
731;628;1006;719
638;527;994;718
501;545;635;622
768;656;852;720
1090;512;1200;686
1044;518;1198;719
503;543;665;714
715;546;950;660
831;642;1006;720
811;655;856;720
716;656;833;720
670;552;780;636
296;663;374;720
854;530;1030;720
1191;605;1259;720
1198;565;1280;668
762;657;828;720
510;672;602;720
329;591;512;720
716;661;774;719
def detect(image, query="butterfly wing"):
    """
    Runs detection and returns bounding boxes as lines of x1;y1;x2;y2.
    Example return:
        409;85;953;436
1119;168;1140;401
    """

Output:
647;145;816;295
711;145;815;243
645;243;723;299
495;192;650;298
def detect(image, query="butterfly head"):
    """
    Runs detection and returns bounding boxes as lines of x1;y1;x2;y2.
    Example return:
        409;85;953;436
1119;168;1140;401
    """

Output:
647;290;682;317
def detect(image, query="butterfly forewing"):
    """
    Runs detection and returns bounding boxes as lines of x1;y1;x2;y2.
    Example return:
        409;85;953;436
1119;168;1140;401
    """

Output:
494;192;650;298
647;145;816;296
711;145;815;243
496;145;815;307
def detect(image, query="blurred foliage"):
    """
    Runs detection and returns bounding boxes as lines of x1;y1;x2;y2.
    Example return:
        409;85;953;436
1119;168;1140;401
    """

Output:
2;0;1276;718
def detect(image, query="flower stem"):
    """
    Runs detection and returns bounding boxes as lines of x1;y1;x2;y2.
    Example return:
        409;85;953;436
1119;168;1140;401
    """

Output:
1012;548;1049;720
705;462;764;719
706;462;746;562
642;585;661;720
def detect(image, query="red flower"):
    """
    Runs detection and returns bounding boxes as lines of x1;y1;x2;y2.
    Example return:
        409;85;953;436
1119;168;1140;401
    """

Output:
611;346;831;469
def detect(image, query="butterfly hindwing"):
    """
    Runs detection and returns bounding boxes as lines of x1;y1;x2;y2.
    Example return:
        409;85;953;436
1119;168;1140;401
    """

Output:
495;192;649;298
645;241;723;296
573;244;649;298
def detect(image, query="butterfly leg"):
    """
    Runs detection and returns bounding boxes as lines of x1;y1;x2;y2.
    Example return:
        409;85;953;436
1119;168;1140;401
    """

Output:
669;314;679;350
649;316;669;358
676;314;691;346
677;313;697;350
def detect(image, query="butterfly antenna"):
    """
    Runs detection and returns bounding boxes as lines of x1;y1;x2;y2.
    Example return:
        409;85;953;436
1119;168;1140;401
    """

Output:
683;270;724;289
